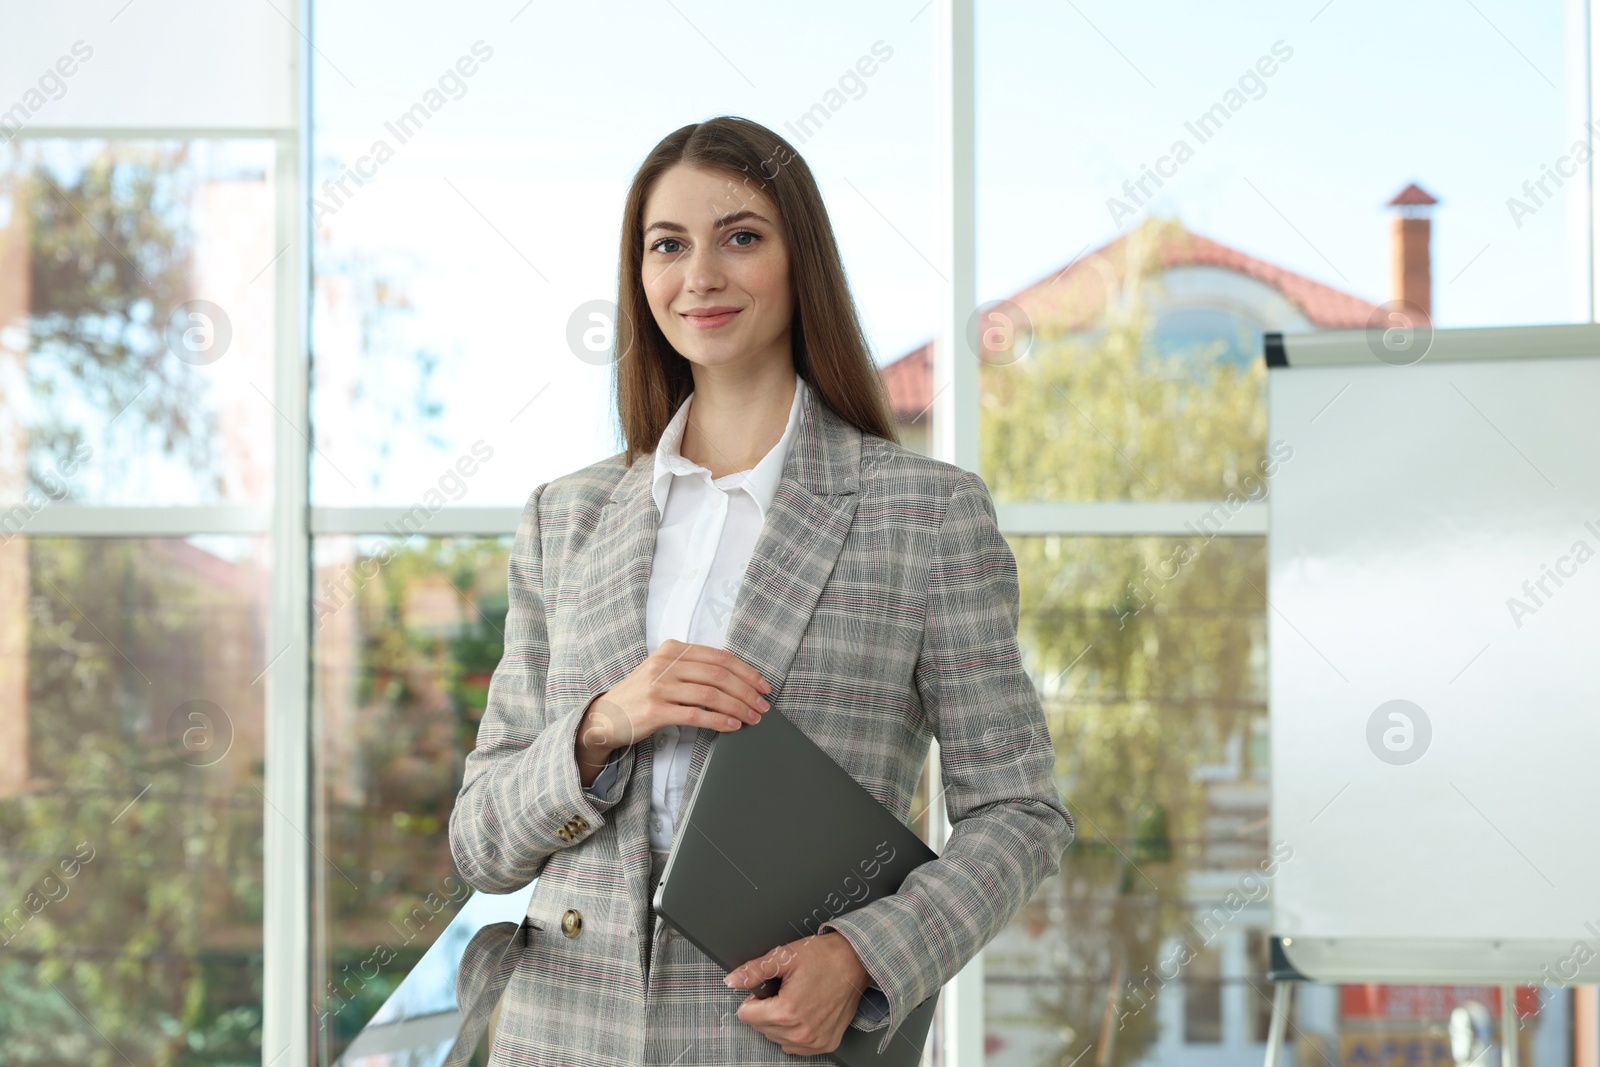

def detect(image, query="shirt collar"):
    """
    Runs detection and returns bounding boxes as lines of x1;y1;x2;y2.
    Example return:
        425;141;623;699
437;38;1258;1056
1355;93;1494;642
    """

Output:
652;375;808;523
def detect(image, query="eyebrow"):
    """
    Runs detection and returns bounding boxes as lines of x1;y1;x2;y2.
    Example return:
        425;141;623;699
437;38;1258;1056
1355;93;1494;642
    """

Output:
643;209;773;237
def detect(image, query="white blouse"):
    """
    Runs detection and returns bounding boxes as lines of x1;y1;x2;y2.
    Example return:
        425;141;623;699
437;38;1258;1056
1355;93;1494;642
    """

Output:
583;375;808;851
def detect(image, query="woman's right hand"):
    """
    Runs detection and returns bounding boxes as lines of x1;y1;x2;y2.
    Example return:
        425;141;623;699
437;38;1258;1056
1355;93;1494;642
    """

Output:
578;639;772;759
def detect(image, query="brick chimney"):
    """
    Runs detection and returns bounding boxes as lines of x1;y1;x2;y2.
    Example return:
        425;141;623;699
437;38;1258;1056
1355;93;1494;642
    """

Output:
1386;182;1438;320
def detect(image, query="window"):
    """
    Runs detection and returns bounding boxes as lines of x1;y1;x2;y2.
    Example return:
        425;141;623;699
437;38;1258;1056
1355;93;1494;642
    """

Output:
974;2;1575;1063
1;3;1586;1065
1;130;278;1061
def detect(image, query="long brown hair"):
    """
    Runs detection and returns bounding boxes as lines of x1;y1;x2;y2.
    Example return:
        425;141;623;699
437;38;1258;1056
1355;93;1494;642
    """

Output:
612;115;899;465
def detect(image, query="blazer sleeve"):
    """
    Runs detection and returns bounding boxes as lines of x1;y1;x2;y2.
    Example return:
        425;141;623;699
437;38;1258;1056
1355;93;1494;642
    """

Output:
448;482;640;895
818;471;1076;1053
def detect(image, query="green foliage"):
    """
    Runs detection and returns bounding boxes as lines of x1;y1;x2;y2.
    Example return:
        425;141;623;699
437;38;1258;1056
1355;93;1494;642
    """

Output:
979;217;1270;1067
0;139;489;1064
311;537;508;1060
1;539;265;1066
13;142;223;496
982;219;1266;504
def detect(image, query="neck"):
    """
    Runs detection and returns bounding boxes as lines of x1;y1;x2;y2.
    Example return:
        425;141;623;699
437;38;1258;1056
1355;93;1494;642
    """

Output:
681;369;798;480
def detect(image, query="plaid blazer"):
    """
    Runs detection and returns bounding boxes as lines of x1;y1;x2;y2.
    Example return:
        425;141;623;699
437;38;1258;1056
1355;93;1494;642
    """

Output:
447;379;1075;1064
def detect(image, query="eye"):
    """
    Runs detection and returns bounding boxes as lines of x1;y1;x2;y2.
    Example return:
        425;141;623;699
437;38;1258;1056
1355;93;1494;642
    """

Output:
729;230;761;248
649;237;685;254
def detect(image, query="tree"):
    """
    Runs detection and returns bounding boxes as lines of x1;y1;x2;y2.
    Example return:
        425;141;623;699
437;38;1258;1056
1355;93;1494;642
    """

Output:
0;138;453;1065
1;143;266;1066
310;536;510;1062
979;217;1271;1067
0;536;266;1066
12;141;223;495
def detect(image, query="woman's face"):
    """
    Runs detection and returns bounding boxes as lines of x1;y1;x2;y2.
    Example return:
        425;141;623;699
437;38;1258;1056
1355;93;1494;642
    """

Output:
640;163;793;379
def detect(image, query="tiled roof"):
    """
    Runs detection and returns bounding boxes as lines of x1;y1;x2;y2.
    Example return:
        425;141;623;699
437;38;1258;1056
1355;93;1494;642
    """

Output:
882;339;934;423
879;220;1380;423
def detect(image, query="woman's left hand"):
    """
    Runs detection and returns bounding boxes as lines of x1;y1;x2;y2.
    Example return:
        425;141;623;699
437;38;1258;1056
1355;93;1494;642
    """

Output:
727;932;871;1055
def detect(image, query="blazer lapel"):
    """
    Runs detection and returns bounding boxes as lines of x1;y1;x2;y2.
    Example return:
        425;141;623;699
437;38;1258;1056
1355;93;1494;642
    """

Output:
572;379;863;943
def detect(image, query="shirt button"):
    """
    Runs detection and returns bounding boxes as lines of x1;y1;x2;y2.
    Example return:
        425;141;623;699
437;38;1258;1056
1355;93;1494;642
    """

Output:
652;816;664;833
656;735;669;748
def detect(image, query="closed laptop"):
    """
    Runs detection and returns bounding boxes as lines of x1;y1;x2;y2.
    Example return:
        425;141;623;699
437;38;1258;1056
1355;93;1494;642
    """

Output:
652;707;940;1067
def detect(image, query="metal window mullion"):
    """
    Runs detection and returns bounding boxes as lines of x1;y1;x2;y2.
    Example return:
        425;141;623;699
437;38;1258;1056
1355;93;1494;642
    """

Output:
313;502;1274;538
5;500;1268;539
932;2;979;1065
1579;0;1597;323
308;505;524;537
8;501;1276;539
1574;0;1599;1056
261;5;313;1063
993;500;1268;537
7;126;293;141
9;506;270;536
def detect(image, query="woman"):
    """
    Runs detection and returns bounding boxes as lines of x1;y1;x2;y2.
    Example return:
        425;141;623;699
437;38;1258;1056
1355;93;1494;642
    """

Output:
447;115;1074;1065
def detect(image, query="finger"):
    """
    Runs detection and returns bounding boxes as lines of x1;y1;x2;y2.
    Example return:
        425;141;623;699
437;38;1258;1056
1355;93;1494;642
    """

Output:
735;994;767;1030
728;941;798;988
705;644;773;697
725;954;766;989
662;658;770;717
702;657;772;714
735;990;788;1032
644;639;697;688
662;681;761;728
670;643;771;700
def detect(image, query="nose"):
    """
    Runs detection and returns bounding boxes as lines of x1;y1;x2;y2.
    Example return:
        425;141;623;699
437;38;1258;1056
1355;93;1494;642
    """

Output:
682;245;725;294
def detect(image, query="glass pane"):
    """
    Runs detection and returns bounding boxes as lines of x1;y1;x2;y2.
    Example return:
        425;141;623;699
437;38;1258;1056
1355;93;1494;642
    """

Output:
1182;945;1222;1044
973;2;1572;504
312;525;945;1064
0;139;277;507
977;4;1578;1065
982;533;1271;1065
311;534;512;1064
977;283;1269;502
310;1;936;506
0;535;267;1063
982;532;1570;1067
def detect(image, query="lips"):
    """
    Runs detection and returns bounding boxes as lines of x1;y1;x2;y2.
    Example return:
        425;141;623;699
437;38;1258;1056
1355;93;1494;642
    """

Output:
682;308;741;330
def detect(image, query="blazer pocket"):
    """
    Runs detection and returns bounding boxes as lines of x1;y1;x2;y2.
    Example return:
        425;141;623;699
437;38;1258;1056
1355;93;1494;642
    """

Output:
447;919;536;1067
456;919;525;1014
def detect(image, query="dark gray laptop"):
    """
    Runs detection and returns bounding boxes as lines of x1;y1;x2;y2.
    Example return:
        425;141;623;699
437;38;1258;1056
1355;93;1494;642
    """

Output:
651;706;940;1067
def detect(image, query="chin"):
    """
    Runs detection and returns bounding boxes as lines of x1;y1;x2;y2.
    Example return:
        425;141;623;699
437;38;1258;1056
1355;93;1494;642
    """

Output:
676;340;744;366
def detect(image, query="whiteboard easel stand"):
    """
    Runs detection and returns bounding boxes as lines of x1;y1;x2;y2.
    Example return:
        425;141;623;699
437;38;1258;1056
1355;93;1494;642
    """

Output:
1263;324;1600;1067
1263;936;1309;1067
1264;983;1293;1067
1500;984;1517;1067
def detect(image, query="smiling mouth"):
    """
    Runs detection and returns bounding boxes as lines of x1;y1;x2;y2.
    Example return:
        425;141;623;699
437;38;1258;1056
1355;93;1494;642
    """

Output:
682;309;741;330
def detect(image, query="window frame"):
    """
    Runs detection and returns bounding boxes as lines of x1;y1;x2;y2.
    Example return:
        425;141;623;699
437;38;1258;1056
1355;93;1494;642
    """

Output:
8;1;1593;1064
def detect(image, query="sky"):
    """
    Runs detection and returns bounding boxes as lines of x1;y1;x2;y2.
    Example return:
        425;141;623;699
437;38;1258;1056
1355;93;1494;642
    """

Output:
303;0;1574;506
